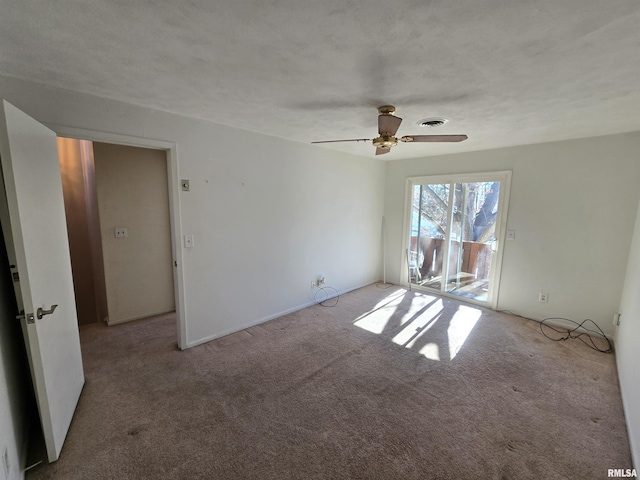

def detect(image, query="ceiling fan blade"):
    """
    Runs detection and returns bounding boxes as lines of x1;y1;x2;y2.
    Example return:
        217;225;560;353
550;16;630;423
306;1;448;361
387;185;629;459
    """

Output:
378;115;403;136
311;138;371;144
401;134;468;143
376;147;391;155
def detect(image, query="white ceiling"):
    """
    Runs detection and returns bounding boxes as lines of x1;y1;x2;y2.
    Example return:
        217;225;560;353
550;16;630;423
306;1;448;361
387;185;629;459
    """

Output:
1;0;640;160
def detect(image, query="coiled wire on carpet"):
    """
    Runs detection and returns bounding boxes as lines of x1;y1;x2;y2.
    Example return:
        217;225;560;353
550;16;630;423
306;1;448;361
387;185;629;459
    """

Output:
498;310;613;354
539;317;613;354
314;286;339;307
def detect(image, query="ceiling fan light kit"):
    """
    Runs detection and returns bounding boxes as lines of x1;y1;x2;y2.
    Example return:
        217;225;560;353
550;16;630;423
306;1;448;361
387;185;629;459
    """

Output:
312;105;467;155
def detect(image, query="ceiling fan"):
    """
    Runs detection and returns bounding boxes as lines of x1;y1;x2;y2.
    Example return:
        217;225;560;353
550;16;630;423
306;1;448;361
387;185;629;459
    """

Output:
311;105;468;155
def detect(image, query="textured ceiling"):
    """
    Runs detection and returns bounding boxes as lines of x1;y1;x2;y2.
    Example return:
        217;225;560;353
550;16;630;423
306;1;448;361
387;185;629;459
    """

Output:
1;0;640;160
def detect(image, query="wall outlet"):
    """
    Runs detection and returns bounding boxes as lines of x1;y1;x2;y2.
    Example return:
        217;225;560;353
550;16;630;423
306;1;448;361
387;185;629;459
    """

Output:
538;292;549;303
311;277;326;288
114;227;128;238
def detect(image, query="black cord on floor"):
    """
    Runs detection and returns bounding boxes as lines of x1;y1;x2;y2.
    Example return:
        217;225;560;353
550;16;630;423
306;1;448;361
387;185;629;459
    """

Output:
497;310;613;354
539;317;612;354
314;286;339;307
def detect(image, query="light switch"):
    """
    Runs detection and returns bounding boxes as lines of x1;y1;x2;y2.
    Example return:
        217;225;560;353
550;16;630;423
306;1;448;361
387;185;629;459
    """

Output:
506;229;516;241
184;235;194;248
115;228;128;238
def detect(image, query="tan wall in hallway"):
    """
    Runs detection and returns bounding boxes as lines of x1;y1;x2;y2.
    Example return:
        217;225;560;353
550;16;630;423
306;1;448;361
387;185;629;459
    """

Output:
93;142;175;324
58;137;108;326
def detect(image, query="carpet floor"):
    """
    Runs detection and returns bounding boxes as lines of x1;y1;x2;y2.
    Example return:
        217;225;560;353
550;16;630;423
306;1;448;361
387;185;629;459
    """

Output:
26;284;632;479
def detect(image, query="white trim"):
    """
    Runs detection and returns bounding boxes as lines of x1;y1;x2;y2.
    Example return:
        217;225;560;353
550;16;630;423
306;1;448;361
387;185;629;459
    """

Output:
617;350;639;469
401;171;512;310
50;125;174;150
401;177;414;287
440;182;456;293
106;309;176;326
185;281;375;349
50;124;188;350
492;171;512;309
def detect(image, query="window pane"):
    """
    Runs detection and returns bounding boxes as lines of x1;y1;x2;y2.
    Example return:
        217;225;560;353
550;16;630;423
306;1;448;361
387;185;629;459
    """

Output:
409;183;449;290
445;181;500;302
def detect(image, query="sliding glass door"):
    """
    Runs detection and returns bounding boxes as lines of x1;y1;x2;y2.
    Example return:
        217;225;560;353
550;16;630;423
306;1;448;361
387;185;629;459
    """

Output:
406;172;510;307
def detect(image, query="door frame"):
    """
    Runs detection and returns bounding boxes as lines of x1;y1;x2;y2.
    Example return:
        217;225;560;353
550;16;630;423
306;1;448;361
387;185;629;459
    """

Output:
52;125;188;350
401;170;512;309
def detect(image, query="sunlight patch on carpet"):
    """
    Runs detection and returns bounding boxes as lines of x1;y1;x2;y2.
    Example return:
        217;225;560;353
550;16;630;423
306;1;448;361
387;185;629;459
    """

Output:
354;293;482;362
392;299;443;347
418;343;440;361
353;291;438;334
447;305;482;360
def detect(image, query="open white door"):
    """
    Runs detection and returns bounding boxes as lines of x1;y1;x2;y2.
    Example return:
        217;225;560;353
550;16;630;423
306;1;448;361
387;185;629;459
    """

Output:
0;100;84;462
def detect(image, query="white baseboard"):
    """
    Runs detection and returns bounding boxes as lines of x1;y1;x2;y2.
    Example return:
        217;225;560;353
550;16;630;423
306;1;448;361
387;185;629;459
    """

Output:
107;308;176;326
185;281;377;349
616;346;639;470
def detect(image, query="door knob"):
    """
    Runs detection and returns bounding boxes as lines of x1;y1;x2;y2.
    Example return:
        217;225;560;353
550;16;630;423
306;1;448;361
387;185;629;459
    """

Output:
37;304;58;320
16;312;35;324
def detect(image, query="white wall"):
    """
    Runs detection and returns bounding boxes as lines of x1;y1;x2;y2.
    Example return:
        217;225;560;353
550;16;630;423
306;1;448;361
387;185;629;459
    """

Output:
0;74;386;347
93;142;175;324
616;198;640;467
384;133;640;335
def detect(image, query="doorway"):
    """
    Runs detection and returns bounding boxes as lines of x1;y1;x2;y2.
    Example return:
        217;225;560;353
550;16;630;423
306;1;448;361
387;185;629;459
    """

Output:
58;138;177;326
404;171;511;308
53;127;187;350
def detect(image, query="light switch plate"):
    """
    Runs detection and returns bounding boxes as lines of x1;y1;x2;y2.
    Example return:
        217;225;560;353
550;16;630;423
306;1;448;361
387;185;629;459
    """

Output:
184;235;194;248
181;179;190;191
506;229;516;240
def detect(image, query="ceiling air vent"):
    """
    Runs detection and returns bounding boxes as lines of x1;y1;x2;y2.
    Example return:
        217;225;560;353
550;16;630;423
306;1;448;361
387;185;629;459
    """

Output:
417;117;449;128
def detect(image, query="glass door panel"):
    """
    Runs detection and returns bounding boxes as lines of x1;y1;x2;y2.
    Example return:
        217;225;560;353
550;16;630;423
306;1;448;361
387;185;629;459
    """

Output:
445;182;500;302
407;176;505;305
409;183;449;291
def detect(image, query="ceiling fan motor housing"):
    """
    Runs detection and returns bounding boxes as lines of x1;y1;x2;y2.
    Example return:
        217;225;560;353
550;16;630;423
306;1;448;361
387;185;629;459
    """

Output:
372;134;398;148
377;105;396;116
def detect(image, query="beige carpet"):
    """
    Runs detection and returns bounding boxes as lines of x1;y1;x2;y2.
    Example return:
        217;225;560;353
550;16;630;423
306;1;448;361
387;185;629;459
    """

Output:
27;284;631;479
